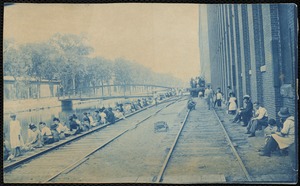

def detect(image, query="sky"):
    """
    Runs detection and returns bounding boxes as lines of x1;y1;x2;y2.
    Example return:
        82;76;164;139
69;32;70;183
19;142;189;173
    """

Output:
4;3;201;82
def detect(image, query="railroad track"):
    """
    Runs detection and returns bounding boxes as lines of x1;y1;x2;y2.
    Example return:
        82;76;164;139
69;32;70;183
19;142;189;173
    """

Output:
4;96;186;183
154;99;251;183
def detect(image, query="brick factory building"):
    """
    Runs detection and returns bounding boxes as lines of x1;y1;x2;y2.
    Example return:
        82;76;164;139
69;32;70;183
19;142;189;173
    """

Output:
199;4;297;121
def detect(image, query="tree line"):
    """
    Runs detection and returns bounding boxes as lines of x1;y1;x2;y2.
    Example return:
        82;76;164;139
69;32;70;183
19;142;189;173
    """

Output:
4;33;185;99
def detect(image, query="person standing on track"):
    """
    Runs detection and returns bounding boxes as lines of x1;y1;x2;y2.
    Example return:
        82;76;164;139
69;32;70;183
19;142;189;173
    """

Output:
204;85;214;110
153;91;158;106
9;114;23;159
214;89;223;109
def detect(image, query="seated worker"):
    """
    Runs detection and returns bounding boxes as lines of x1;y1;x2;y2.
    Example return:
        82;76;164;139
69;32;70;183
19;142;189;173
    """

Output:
232;95;253;126
53;118;71;139
137;99;143;109
99;109;107;124
24;123;43;151
39;122;54;145
259;107;294;157
264;119;279;142
114;108;125;120
87;112;96;127
82;112;91;131
94;110;101;126
245;102;268;137
142;99;149;107
3;137;11;161
118;103;124;113
50;124;60;143
69;115;82;135
73;114;86;131
187;98;196;110
257;118;278;152
106;107;116;124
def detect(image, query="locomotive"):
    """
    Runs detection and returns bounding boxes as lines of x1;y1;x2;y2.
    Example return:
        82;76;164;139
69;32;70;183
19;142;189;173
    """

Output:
189;77;206;97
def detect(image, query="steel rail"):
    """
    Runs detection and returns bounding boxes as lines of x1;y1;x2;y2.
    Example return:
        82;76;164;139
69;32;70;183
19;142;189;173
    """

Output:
44;97;184;183
213;110;252;181
3;96;180;173
155;109;191;183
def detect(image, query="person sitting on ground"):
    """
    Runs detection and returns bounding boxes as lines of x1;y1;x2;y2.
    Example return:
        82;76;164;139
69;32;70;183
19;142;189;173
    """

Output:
50;124;60;143
123;104;132;114
187;98;196;110
232;95;253;126
259;107;294;157
88;112;96;127
3;137;11;161
264;118;279;143
73;114;85;131
69;116;82;135
137;99;143;109
257;118;278;152
245;102;268;137
114;108;125;120
39;122;54;145
53;118;71;139
130;102;137;112
142;98;148;107
82;112;91;131
24;123;43;151
94;110;101;126
106;107;116;124
99;109;107;124
118;103;124;113
228;93;237;115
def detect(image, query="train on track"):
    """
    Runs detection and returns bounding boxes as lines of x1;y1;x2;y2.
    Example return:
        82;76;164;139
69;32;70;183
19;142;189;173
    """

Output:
188;77;206;97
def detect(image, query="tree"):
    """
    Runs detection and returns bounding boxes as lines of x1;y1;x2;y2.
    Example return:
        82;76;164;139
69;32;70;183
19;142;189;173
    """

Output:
3;42;31;99
86;57;113;96
19;42;58;98
49;33;93;95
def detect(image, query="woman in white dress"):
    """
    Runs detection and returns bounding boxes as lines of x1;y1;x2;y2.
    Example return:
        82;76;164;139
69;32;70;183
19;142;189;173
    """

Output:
9;114;22;158
228;93;237;115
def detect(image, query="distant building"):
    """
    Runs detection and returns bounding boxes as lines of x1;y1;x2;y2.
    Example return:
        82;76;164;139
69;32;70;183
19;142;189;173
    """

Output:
203;4;297;120
4;76;61;100
199;4;211;83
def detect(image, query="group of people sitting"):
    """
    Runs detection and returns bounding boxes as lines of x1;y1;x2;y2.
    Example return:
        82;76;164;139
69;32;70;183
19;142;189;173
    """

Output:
200;84;295;159
4;97;167;161
230;95;294;157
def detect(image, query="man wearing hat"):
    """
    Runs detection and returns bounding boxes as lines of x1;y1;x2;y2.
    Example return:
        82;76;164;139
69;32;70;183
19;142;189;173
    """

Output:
259;107;295;157
232;95;253;126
